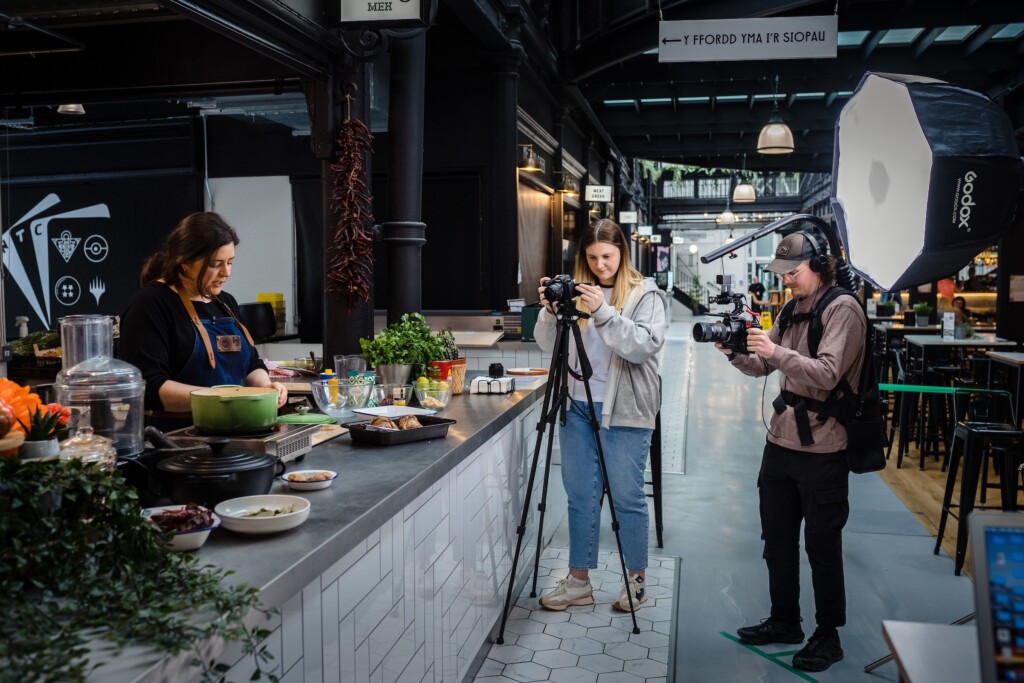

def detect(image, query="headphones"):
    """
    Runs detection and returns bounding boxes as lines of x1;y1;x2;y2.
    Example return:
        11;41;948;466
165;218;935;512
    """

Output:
801;229;829;273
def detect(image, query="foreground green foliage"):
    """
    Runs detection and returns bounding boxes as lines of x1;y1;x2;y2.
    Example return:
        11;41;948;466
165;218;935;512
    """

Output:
0;457;277;683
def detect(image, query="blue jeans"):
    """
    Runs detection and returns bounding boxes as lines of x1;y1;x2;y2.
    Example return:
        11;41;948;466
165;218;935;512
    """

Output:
560;400;653;572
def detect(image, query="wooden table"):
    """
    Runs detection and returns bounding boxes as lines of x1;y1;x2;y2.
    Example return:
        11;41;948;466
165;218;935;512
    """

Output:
987;350;1024;428
881;621;980;683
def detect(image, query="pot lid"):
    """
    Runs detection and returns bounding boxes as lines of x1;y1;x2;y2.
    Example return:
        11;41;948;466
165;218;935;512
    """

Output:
157;448;277;475
192;385;277;398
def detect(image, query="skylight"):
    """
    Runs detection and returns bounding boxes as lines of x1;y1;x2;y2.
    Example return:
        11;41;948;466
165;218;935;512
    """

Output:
993;23;1024;40
603;100;635;106
677;96;710;104
793;92;826;100
715;95;747;102
837;30;869;47
640;98;673;105
643;47;659;55
935;25;978;43
879;28;924;46
752;94;775;101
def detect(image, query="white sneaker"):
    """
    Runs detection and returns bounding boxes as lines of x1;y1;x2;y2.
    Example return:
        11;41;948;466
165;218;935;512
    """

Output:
539;576;594;611
612;575;648;612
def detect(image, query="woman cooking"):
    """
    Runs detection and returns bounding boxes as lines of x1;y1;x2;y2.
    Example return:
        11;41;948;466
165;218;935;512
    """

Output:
120;212;287;418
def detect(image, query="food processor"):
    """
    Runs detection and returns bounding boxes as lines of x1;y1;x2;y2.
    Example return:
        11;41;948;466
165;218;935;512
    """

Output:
54;315;145;456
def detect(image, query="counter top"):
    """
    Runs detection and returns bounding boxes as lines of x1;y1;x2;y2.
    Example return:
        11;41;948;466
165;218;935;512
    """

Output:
90;379;546;681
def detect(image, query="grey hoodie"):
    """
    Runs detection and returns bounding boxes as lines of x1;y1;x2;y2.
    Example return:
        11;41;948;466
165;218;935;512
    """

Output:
535;279;669;429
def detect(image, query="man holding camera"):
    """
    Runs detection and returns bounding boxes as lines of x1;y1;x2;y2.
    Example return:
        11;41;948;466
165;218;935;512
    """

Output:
716;231;866;673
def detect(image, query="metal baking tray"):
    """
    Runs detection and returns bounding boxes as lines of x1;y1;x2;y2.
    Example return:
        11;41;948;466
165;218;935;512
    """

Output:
346;416;456;446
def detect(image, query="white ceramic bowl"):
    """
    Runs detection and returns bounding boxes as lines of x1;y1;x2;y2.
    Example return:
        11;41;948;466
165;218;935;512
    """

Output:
142;505;221;552
283;469;338;491
414;386;453;410
214;495;311;535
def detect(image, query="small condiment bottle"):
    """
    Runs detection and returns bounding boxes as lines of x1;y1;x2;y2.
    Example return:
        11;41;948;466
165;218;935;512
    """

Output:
320;370;339;402
59;427;117;471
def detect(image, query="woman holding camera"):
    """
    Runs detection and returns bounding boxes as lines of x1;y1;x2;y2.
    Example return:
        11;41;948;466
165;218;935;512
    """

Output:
534;219;669;612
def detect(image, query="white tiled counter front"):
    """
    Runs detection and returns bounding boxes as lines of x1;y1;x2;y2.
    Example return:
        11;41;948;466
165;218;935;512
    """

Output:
462;341;551;374
236;401;560;683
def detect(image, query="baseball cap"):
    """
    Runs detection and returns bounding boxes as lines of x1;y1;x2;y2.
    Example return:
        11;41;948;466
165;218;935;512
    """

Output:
765;232;820;274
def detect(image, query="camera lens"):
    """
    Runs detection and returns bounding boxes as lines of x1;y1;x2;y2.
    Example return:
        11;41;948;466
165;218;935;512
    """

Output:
543;275;577;303
692;321;731;343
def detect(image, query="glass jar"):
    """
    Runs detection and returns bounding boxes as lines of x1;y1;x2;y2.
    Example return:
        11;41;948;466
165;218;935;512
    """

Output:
60;427;117;471
55;356;145;457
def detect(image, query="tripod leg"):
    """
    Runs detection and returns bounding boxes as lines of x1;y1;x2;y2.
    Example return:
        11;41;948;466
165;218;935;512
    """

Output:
496;317;572;643
530;413;560;597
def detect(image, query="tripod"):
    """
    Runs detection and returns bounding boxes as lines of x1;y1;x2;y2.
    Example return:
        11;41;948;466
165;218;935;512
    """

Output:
496;298;641;644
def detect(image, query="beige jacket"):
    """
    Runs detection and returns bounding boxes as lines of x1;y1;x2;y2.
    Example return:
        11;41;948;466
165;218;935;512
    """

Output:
731;287;867;453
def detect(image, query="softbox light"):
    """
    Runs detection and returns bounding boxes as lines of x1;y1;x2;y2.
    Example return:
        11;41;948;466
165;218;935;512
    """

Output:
831;72;1022;292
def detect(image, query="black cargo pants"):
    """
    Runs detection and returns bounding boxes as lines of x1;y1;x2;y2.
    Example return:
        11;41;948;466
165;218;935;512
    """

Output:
758;441;850;629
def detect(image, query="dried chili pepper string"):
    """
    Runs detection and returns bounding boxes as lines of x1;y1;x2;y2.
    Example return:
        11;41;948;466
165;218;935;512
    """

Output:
327;116;375;309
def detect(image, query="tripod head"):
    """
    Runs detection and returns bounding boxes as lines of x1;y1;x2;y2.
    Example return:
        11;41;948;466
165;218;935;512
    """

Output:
553;296;591;322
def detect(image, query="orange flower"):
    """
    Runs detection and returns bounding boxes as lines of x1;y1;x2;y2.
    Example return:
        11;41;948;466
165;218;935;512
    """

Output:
46;403;71;427
0;378;43;438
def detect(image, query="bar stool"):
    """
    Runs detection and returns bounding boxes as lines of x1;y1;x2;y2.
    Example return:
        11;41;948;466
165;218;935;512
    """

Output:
934;416;1024;575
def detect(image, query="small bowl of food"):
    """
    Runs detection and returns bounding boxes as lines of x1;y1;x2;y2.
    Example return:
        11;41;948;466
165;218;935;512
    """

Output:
370;383;414;407
415;383;453;410
214;495;311;535
143;503;221;552
283;469;338;491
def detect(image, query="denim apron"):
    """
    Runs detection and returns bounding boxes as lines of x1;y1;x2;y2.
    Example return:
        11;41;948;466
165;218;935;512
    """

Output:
145;292;256;431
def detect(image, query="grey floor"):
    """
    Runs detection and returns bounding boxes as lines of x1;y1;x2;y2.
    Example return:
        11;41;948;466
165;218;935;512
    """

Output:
480;299;977;682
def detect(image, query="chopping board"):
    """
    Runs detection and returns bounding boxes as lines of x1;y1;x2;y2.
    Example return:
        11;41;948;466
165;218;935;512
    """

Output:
311;424;347;446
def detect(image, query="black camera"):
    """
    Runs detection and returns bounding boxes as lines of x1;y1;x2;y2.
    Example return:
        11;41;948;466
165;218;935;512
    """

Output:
692;275;761;354
543;274;578;303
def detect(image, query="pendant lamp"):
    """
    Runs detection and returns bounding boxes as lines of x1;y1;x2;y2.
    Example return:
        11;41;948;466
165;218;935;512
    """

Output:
732;154;756;202
757;76;794;155
517;144;541;172
57;103;86;115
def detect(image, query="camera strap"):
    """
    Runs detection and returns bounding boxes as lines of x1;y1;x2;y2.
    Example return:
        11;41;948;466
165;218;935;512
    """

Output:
773;388;849;447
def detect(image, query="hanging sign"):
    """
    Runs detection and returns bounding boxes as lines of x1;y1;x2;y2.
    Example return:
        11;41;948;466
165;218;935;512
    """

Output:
585;185;612;202
340;0;428;27
619;211;638;224
658;16;838;62
638;225;653;236
649;234;663;244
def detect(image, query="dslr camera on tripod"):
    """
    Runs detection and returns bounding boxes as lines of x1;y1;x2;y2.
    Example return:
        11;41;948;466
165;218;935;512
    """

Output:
692;274;761;354
543;274;578;304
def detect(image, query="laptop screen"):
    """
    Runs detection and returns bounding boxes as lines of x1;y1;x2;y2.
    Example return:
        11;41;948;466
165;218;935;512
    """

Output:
982;524;1024;681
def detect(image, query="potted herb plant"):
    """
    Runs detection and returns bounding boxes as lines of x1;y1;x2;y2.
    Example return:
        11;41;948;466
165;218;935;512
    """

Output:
359;313;445;385
875;300;896;317
428;329;466;394
16;403;70;460
912;301;934;326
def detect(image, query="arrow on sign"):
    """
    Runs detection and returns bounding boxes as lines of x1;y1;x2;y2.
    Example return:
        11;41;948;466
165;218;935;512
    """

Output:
662;37;681;44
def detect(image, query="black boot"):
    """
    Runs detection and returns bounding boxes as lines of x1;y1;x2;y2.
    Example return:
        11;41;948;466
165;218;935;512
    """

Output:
736;617;804;645
792;629;844;672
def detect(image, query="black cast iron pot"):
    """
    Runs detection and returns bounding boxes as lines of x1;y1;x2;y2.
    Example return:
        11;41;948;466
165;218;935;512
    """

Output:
156;446;284;508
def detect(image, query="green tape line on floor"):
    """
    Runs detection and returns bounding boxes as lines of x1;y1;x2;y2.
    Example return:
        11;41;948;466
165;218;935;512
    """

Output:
720;631;819;683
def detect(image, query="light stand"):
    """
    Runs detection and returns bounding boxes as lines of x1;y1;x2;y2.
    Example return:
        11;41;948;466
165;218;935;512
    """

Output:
495;297;641;643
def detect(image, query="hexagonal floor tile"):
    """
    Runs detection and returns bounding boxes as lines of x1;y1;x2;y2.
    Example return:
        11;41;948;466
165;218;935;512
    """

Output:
515;632;561;651
559;637;606;656
585;626;630;644
502;660;551;683
528;610;571;624
627;631;669;649
489;644;534;665
603;641;649;661
570;611;612;629
532;647;579;669
550;667;598;683
543;621;588;640
594;672;644;683
609;615;653;633
477;658;506;678
577;653;625;674
505;618;547;635
623;657;668;678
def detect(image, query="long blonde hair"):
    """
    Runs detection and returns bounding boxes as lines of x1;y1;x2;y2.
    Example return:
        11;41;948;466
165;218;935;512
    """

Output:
572;219;644;328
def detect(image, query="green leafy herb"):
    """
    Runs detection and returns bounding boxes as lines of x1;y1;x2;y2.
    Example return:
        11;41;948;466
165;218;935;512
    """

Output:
912;301;934;315
359;313;447;370
0;458;278;683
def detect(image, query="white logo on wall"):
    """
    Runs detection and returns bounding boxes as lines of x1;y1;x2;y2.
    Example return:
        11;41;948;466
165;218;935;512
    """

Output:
54;275;82;306
89;278;106;305
52;230;81;262
84;234;109;262
1;193;110;327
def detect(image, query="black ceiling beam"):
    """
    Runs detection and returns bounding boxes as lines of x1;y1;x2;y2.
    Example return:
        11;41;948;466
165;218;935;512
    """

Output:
617;130;833;155
595;105;840;130
0;19;300;107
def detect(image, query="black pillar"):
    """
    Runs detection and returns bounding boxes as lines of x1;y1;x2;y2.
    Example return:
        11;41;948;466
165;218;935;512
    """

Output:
490;48;522;311
382;33;427;325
